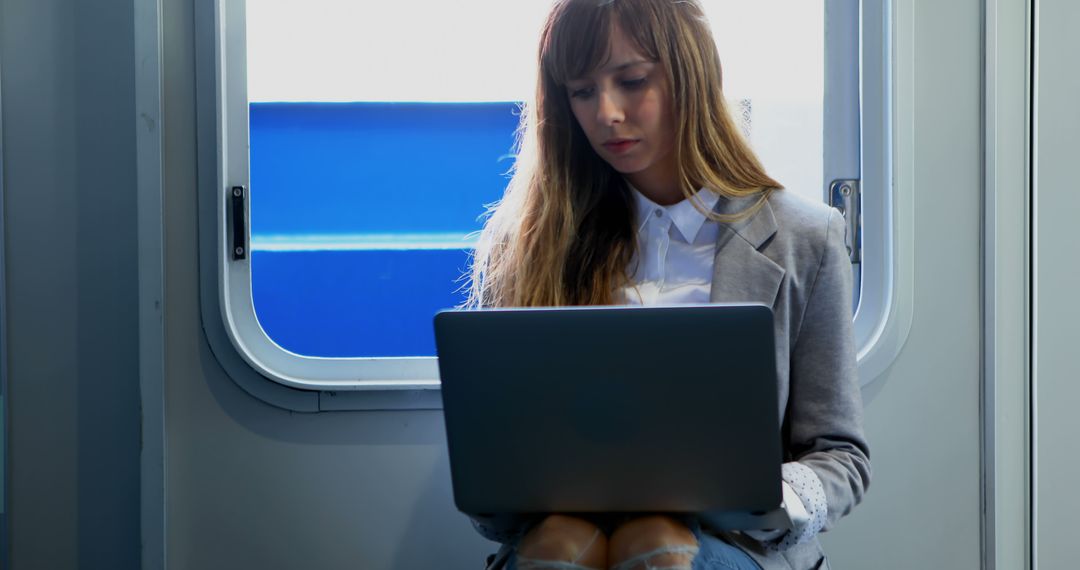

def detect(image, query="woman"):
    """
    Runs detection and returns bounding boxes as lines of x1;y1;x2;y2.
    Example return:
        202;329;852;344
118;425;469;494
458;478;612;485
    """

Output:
465;1;870;568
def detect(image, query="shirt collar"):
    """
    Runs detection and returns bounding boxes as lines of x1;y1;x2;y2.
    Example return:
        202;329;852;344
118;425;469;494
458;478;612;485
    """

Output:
630;183;721;242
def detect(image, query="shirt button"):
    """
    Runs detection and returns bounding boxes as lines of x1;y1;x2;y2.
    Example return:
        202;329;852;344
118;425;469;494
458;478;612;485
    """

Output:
654;209;662;218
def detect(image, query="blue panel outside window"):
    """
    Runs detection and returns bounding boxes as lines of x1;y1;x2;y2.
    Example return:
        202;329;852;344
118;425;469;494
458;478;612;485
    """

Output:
249;102;519;357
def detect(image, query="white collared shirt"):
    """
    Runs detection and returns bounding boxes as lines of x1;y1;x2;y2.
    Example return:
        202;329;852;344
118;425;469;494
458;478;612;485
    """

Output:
620;186;721;305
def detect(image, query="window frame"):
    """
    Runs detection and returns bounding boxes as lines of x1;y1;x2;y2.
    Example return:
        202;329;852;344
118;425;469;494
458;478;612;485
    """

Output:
855;0;915;385
197;0;912;410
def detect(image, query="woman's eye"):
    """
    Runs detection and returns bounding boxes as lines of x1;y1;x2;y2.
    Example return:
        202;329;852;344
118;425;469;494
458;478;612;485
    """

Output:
621;77;647;89
569;87;595;99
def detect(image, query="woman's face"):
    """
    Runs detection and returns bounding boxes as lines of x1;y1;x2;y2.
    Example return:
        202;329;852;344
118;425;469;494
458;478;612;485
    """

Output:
565;23;678;201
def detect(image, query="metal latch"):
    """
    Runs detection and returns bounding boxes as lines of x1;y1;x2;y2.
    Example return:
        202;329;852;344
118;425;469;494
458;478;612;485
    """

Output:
829;179;861;264
230;185;247;260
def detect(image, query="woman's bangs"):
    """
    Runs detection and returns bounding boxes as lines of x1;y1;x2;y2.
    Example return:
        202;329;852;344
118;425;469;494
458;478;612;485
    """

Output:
543;2;614;85
611;1;662;63
543;0;662;86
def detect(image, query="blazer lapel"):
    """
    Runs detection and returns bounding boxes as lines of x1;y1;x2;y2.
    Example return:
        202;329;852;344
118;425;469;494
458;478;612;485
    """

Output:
709;194;786;306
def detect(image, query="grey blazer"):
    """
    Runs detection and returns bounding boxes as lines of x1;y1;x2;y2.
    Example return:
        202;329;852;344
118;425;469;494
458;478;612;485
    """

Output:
473;189;871;570
705;190;871;570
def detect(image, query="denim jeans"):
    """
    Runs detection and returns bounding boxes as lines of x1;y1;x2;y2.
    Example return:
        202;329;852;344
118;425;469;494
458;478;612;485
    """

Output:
689;531;761;570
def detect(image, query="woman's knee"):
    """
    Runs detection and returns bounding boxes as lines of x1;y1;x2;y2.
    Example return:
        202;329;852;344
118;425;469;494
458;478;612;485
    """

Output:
608;515;699;570
517;514;607;568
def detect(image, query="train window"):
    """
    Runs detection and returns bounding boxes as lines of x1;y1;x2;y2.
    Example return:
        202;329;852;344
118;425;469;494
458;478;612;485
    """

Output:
205;0;907;398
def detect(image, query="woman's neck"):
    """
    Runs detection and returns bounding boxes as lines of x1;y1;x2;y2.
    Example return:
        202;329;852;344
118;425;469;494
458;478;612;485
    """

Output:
626;173;688;206
625;159;685;205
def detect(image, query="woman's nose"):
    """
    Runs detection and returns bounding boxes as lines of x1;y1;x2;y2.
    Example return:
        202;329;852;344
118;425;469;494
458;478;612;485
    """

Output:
596;90;625;126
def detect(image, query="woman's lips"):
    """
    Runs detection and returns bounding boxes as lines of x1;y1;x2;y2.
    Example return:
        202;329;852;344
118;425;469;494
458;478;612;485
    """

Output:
603;139;639;154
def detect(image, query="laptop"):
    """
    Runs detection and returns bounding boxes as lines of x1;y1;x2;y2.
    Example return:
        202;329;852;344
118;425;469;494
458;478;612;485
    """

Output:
434;303;790;530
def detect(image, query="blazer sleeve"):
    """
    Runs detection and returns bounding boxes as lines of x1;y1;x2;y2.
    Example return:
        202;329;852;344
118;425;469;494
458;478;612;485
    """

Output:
785;207;871;531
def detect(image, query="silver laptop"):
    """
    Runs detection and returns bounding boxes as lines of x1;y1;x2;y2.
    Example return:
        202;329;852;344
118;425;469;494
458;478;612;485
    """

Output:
434;304;790;530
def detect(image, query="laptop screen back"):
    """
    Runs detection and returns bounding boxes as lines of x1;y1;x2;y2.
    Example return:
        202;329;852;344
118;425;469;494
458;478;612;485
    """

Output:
435;304;781;517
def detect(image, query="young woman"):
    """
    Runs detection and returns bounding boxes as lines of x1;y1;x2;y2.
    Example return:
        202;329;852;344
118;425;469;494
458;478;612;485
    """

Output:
465;1;870;569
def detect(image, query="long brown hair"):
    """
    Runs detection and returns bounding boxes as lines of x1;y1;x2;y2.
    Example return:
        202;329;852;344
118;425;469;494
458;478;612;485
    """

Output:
466;0;781;308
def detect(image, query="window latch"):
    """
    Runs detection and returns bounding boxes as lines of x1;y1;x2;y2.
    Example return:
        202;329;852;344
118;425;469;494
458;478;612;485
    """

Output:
230;185;247;260
829;179;861;264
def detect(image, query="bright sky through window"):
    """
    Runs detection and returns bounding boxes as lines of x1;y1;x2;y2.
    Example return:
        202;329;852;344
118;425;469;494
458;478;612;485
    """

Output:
246;1;824;104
